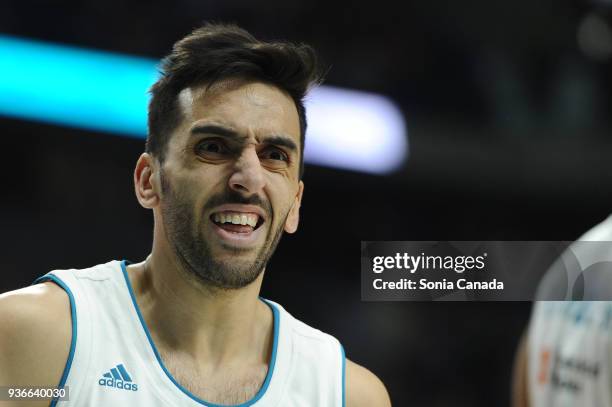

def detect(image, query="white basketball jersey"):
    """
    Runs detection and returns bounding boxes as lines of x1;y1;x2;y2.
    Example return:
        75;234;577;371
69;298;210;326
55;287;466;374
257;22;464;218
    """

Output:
528;215;612;407
34;260;345;407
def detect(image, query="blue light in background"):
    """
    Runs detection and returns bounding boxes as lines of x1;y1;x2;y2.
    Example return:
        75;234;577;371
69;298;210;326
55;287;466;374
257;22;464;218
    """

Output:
0;35;157;136
0;34;407;174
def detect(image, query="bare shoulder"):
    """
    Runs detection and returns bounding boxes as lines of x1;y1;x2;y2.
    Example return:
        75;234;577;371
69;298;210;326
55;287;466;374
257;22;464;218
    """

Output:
0;282;72;389
346;358;391;407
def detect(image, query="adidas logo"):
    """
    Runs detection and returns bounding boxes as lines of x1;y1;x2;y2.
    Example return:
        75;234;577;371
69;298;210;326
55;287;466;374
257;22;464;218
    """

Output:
98;364;139;391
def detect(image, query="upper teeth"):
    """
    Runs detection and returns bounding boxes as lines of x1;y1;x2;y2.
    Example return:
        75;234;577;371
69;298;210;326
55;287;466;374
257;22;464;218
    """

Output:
213;212;258;227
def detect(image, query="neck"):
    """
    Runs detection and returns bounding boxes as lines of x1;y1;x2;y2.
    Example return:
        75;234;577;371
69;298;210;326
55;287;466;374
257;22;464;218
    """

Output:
127;249;273;368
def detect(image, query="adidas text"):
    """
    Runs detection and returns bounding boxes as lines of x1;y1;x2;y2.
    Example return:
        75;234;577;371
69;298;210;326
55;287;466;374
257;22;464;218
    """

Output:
98;378;138;391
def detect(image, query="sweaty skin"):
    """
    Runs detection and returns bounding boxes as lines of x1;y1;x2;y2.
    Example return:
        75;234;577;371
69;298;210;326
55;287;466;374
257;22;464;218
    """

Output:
0;79;391;407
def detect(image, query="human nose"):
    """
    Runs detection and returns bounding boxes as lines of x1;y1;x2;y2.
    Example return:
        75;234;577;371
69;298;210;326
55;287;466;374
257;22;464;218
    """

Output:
228;146;266;195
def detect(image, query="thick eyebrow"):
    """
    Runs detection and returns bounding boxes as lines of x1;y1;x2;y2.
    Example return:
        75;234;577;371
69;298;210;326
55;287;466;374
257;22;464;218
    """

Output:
190;124;239;139
190;124;298;153
260;135;298;153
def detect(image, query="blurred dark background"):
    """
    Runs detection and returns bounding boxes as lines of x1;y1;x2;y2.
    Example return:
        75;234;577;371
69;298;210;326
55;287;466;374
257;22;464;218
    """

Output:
2;0;612;406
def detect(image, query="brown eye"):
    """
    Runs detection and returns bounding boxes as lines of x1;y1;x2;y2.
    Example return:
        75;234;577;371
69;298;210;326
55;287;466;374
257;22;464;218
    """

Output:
261;148;289;162
196;140;227;156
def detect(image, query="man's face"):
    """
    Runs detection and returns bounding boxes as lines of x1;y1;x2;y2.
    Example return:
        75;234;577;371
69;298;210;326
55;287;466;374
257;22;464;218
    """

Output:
157;80;303;289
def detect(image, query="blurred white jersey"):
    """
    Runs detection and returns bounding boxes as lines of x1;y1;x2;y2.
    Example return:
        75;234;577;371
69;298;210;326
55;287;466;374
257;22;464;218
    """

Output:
528;215;612;407
35;260;345;407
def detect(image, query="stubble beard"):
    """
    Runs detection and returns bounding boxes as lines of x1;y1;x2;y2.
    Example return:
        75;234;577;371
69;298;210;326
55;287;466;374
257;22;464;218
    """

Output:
159;170;287;290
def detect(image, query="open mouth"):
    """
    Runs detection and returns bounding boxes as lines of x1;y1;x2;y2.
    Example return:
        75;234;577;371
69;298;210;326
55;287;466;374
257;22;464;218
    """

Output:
210;211;265;234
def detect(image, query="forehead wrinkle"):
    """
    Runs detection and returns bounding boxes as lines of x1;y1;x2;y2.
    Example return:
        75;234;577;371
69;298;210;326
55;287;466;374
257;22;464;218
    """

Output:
244;84;274;108
187;82;300;149
190;120;295;147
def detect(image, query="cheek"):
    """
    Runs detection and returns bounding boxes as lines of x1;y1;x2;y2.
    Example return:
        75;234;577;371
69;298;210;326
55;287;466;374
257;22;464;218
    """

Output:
270;187;297;222
165;174;207;214
185;166;220;192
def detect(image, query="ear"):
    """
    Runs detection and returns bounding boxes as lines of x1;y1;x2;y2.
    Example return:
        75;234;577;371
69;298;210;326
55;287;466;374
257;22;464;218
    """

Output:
284;181;304;234
134;153;159;209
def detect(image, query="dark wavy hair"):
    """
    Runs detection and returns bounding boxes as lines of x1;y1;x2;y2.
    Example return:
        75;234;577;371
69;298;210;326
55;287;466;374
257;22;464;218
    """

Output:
147;23;323;178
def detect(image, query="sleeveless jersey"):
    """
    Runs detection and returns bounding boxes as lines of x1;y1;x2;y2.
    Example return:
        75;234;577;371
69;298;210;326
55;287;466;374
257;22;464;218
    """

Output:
528;215;612;407
34;260;346;407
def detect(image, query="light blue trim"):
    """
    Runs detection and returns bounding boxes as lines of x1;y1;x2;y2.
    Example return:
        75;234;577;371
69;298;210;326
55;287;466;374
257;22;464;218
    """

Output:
120;260;279;406
33;274;77;407
340;344;346;407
